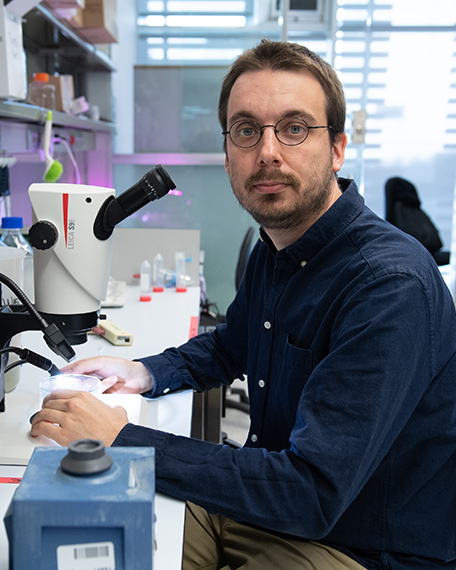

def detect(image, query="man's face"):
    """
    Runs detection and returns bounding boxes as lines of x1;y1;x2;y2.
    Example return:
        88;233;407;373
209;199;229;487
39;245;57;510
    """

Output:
224;69;346;233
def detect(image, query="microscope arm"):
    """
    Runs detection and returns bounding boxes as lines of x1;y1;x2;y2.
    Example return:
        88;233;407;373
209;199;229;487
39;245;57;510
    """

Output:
0;273;76;412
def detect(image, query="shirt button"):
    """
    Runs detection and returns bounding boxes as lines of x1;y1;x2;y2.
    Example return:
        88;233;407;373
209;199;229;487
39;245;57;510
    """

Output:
264;321;271;329
251;434;258;442
301;260;307;267
258;379;265;388
163;388;170;394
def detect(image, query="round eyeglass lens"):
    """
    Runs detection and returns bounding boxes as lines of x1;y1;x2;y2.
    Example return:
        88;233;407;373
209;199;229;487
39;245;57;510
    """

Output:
274;118;310;145
230;120;262;147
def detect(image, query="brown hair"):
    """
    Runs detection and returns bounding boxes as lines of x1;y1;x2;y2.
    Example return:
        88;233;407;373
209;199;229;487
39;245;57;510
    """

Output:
218;39;346;144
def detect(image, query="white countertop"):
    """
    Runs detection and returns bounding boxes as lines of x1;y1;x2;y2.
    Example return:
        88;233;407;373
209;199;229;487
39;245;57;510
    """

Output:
0;285;200;570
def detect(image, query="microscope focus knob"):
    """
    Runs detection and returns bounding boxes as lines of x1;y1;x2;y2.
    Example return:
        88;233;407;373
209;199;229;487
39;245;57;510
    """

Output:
28;221;58;250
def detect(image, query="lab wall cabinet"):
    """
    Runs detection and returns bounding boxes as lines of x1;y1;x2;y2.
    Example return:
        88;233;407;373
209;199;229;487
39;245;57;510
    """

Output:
22;3;116;119
0;3;116;225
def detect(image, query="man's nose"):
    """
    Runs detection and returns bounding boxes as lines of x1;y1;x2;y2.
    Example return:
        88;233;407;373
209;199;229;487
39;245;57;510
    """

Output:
257;126;282;164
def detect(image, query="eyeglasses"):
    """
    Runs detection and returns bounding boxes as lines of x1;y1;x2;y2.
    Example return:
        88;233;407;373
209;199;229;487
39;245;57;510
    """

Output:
222;117;331;148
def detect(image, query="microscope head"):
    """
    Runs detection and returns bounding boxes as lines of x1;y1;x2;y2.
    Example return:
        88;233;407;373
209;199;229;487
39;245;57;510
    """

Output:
28;166;176;344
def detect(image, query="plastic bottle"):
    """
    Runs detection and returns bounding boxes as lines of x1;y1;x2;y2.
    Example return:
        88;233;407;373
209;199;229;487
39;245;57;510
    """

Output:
140;259;152;302
0;217;34;302
153;253;164;292
27;73;56;110
0;217;34;393
175;251;187;293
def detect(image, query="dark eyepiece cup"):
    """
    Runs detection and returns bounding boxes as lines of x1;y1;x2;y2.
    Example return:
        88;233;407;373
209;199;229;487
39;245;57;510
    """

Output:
94;164;176;240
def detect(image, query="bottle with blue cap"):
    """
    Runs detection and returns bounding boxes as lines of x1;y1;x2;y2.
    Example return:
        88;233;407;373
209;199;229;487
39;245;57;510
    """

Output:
0;216;34;302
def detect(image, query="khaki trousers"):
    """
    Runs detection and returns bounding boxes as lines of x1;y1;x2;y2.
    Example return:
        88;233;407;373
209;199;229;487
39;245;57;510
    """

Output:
182;502;367;570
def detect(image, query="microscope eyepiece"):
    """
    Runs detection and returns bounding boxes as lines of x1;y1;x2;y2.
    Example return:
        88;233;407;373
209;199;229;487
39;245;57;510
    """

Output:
93;165;176;241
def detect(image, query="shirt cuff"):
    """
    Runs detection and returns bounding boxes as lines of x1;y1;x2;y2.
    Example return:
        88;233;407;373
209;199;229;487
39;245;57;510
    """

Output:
112;423;168;450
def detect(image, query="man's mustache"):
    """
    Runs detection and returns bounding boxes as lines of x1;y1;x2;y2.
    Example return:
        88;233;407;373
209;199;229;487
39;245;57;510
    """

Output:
245;170;300;189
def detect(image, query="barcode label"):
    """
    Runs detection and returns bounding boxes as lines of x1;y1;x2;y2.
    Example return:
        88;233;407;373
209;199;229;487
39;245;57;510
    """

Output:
74;545;109;559
57;541;115;570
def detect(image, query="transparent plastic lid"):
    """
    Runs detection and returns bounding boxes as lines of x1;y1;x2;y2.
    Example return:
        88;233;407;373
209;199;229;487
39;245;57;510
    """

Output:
39;374;101;394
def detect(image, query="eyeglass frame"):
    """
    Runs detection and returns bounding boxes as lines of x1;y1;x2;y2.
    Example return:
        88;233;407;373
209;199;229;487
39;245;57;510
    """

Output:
222;117;332;149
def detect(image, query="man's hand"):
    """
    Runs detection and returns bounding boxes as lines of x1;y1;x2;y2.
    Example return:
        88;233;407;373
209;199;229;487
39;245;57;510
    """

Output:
30;390;129;447
60;356;155;395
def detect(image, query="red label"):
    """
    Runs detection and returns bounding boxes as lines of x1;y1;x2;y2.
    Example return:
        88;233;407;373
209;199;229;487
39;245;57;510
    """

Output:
63;193;69;247
0;477;21;484
189;316;199;339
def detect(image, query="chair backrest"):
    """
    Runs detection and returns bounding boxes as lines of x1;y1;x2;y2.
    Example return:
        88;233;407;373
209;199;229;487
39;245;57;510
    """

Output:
385;177;416;224
235;227;255;291
384;177;442;254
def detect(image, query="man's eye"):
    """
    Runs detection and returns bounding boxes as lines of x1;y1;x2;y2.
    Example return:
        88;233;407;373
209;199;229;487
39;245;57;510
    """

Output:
282;122;305;135
236;123;258;137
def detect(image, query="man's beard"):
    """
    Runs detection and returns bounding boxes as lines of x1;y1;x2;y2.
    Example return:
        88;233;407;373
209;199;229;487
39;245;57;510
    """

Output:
230;157;336;231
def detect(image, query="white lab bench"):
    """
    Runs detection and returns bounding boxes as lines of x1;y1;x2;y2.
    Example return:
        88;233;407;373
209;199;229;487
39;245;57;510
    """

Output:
0;285;201;570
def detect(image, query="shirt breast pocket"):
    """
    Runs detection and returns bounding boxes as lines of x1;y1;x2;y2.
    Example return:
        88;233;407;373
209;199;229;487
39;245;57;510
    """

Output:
283;336;314;373
279;337;314;422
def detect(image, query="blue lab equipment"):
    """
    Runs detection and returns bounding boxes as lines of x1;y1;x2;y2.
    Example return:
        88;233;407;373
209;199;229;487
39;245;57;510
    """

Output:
4;439;155;570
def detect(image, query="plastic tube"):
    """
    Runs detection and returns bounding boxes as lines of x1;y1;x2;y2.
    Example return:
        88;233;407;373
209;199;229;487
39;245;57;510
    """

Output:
153;253;164;292
175;252;187;293
140;259;152;302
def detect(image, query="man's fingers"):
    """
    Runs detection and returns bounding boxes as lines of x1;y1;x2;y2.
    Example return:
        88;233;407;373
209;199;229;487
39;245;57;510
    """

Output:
31;421;66;443
30;391;129;447
100;376;121;393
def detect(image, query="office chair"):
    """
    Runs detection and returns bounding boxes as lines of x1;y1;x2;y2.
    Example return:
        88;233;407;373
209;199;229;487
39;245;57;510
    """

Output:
235;226;255;291
195;228;255;446
224;226;255;416
384;177;450;266
200;226;255;328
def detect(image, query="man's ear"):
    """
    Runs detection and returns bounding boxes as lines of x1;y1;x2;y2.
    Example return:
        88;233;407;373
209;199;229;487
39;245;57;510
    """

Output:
332;133;347;173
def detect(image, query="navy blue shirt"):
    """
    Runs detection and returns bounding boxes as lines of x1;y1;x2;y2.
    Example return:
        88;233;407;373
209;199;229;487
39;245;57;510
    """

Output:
114;179;456;569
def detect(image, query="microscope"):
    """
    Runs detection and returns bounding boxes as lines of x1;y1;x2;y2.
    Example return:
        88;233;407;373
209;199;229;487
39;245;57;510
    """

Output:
0;165;176;412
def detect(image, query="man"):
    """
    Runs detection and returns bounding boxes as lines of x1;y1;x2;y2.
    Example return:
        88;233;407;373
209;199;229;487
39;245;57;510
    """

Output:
31;40;456;569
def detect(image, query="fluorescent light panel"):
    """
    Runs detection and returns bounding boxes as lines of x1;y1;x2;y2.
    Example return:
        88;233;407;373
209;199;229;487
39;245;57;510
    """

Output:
146;1;246;13
167;38;208;44
142;14;245;27
166;15;246;26
167;1;246;12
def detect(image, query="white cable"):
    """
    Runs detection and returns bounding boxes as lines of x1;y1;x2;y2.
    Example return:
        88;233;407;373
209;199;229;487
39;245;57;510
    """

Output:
4;195;11;217
53;136;81;184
